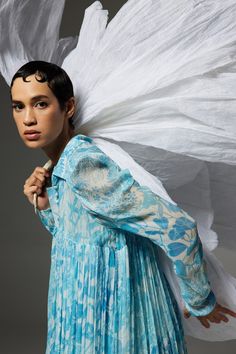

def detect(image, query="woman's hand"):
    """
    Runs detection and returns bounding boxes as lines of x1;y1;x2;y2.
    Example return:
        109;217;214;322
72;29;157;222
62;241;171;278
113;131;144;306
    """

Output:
23;166;51;211
183;303;236;328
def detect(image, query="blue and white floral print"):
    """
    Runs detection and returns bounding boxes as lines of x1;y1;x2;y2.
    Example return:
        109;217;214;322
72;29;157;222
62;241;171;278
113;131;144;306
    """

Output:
36;134;216;354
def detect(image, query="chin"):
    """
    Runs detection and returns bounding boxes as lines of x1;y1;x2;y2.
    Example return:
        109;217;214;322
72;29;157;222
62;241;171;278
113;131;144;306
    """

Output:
23;137;44;148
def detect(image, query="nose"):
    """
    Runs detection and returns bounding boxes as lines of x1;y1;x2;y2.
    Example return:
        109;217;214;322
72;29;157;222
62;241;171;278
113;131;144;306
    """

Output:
23;106;37;125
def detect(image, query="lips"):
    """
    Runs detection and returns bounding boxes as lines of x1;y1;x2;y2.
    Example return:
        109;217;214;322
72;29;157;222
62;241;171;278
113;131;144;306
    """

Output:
24;130;40;134
24;131;41;140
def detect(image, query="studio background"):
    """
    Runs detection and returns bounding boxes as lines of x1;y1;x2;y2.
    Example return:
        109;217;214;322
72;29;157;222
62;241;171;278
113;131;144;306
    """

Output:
0;1;235;353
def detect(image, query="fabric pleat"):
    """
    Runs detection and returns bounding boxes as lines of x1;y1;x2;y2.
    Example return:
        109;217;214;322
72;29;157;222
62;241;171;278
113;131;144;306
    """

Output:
45;235;188;354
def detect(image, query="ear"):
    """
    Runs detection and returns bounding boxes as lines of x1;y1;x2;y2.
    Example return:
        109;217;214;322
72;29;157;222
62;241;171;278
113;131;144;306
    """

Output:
65;97;75;119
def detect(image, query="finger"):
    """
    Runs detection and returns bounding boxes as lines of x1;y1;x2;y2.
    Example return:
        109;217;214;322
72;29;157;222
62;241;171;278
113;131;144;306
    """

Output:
183;309;191;319
184;312;191;319
209;316;221;324
198;318;210;328
212;306;229;322
216;314;229;323
25;168;49;186
34;172;47;183
30;171;49;186
218;305;236;318
25;176;44;188
33;168;50;181
25;185;42;197
35;166;50;174
185;313;191;319
203;314;218;323
35;168;51;179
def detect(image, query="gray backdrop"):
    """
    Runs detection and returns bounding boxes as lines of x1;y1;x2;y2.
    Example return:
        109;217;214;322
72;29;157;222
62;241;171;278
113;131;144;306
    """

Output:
0;1;235;353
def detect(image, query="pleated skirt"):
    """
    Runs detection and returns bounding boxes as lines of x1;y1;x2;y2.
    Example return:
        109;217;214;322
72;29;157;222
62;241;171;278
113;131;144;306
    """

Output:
45;234;188;354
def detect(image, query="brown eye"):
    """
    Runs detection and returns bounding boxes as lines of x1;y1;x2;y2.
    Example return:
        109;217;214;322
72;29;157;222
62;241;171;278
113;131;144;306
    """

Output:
12;103;23;111
35;101;48;108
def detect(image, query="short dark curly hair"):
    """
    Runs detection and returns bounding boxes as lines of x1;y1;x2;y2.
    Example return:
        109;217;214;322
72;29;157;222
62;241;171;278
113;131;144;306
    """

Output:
10;60;75;129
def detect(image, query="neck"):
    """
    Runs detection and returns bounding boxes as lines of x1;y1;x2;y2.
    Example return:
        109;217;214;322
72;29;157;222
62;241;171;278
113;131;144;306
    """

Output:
42;128;76;166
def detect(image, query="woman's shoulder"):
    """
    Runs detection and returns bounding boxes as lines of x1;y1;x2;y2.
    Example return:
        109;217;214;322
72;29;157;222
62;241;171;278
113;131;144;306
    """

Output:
52;134;115;181
65;134;94;153
65;134;110;164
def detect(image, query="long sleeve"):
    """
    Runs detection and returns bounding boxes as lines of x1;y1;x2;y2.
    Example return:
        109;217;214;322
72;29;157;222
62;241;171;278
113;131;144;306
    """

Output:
66;144;217;317
36;206;57;237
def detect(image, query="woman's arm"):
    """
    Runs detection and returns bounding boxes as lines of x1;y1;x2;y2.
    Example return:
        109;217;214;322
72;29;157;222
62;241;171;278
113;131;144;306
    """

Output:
66;144;217;317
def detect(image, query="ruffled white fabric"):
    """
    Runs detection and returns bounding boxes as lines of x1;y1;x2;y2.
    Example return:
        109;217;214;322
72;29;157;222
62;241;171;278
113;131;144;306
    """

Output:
1;0;236;341
0;0;77;85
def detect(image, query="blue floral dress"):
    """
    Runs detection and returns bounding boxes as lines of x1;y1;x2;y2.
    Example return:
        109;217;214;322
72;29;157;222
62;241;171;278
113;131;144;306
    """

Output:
36;134;216;354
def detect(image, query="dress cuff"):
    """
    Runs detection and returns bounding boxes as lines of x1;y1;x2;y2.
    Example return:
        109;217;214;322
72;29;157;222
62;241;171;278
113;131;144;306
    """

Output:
36;207;56;236
184;290;217;317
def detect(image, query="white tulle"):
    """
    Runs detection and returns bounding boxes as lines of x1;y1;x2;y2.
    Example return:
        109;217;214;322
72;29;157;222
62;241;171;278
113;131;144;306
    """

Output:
1;0;236;340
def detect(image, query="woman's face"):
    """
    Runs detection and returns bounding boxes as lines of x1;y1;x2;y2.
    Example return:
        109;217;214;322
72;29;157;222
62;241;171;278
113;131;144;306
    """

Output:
11;74;74;149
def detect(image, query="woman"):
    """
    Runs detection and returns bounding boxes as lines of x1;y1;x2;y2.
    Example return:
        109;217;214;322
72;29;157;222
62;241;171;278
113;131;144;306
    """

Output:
10;60;236;353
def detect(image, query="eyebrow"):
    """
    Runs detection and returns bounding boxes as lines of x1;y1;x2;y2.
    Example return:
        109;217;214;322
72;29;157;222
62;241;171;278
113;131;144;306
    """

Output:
12;95;50;104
